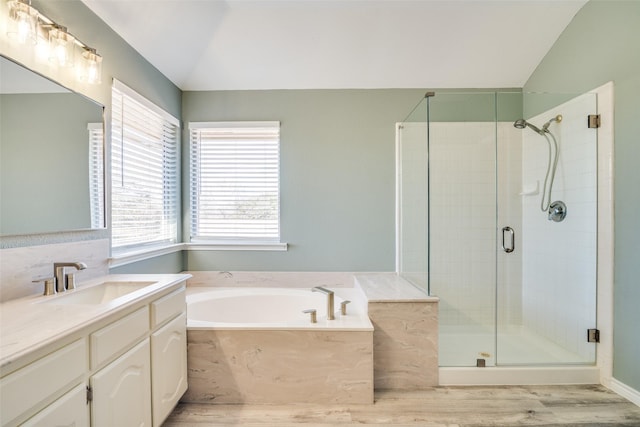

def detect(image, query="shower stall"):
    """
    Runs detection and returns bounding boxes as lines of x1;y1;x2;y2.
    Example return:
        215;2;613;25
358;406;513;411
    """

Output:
397;91;600;372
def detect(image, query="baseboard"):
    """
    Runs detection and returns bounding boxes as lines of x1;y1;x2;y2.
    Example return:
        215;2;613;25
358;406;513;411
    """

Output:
610;378;640;407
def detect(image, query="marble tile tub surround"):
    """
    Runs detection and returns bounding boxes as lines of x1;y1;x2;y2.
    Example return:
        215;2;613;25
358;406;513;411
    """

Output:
185;272;440;391
185;329;374;404
185;271;358;289
356;274;440;390
184;271;435;303
0;239;109;303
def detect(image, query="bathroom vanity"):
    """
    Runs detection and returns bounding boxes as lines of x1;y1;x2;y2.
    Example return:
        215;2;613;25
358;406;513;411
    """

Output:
0;274;190;427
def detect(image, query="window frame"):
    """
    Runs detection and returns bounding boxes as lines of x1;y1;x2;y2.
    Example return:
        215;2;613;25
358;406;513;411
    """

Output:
188;121;286;250
88;122;105;229
110;79;180;256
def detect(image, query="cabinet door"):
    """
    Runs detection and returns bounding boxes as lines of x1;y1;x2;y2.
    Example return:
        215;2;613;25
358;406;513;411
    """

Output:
22;384;89;427
151;313;187;427
0;338;86;427
91;339;151;427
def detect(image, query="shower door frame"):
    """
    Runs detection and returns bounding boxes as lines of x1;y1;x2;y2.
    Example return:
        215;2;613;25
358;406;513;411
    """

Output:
398;92;600;372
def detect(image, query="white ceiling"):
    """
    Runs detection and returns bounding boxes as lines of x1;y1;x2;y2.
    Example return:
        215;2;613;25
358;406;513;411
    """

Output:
80;0;587;91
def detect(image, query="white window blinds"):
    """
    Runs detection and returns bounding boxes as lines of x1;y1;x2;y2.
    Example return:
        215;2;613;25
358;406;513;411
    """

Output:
189;121;280;242
88;123;105;229
111;81;179;252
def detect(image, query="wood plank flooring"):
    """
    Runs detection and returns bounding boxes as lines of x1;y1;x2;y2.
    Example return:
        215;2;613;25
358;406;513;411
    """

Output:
163;385;640;426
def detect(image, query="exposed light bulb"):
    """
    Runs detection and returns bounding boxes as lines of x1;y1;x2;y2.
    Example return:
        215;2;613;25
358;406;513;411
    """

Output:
49;26;75;67
7;0;38;45
81;48;102;84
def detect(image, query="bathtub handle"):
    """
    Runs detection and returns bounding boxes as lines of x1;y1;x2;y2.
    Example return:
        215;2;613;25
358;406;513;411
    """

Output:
340;300;351;315
302;309;317;324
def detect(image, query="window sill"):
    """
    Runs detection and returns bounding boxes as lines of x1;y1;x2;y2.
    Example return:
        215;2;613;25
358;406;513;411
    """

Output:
109;241;288;268
186;242;288;251
109;243;185;268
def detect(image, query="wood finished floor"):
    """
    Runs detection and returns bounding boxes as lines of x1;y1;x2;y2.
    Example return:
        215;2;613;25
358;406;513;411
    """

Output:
163;385;640;426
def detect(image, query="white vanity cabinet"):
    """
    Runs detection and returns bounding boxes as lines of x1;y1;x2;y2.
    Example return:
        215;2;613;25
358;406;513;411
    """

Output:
151;313;188;425
91;339;152;427
150;287;187;426
0;279;188;427
21;384;90;427
0;338;88;427
88;286;186;427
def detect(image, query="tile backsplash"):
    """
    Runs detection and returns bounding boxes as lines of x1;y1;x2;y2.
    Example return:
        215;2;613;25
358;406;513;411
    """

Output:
0;238;109;302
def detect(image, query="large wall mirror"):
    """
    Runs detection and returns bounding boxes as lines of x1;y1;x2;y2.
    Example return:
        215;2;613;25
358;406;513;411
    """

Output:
0;55;105;236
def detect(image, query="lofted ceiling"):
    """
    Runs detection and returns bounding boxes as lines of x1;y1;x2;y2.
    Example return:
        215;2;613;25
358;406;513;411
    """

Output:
80;0;587;91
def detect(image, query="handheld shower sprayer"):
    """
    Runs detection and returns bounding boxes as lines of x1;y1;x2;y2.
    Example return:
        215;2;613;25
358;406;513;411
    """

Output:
513;118;543;135
513;114;564;218
513;114;562;135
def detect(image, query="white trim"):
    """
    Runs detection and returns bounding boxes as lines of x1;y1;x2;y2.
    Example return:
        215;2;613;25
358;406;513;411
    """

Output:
395;122;402;273
593;81;615;387
109;244;185;268
610;378;640;407
109;240;289;267
112;78;180;127
186;242;288;251
189;121;279;130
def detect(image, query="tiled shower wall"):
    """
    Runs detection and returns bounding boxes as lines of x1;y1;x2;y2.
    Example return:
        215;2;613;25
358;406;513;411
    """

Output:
521;93;598;361
421;99;597;364
428;122;522;328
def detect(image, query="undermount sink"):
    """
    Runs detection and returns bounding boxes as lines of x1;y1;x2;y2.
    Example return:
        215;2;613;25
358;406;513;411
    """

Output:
41;281;156;305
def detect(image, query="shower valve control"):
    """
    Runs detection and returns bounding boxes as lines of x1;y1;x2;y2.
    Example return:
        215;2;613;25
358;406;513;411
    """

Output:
548;201;567;222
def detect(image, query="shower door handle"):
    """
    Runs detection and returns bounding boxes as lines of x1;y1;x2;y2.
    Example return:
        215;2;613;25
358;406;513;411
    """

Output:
502;226;515;253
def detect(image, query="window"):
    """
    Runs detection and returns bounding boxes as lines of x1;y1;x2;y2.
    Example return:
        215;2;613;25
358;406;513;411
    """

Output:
111;80;179;253
88;122;105;229
189;121;281;244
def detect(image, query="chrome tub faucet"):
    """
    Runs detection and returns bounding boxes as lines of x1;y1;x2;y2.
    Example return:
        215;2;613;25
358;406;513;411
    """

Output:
311;286;335;320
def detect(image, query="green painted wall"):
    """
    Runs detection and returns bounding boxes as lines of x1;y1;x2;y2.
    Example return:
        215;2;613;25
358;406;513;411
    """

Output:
525;0;640;392
0;0;182;273
182;89;426;271
110;252;185;275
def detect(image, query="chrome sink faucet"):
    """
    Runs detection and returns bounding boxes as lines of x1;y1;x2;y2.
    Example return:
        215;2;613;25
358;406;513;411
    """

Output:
53;262;87;293
311;286;335;320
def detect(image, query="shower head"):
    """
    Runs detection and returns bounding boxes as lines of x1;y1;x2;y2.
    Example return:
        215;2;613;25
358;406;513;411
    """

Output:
513;119;527;129
513;118;543;135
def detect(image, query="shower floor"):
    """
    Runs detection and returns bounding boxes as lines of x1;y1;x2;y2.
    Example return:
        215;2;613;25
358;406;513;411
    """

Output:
439;324;594;366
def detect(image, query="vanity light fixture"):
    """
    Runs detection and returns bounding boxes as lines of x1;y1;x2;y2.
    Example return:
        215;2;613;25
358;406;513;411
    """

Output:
4;0;103;84
80;47;102;84
6;0;38;44
48;25;75;67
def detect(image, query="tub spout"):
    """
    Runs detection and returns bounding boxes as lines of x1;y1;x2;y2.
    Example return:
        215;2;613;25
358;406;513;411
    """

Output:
311;286;335;320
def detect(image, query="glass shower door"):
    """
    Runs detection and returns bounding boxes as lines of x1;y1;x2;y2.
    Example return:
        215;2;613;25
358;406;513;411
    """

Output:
398;90;598;367
495;92;598;365
426;93;499;367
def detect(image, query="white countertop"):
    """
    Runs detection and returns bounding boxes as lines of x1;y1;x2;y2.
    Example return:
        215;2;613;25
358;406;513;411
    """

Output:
0;273;190;373
355;273;439;303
